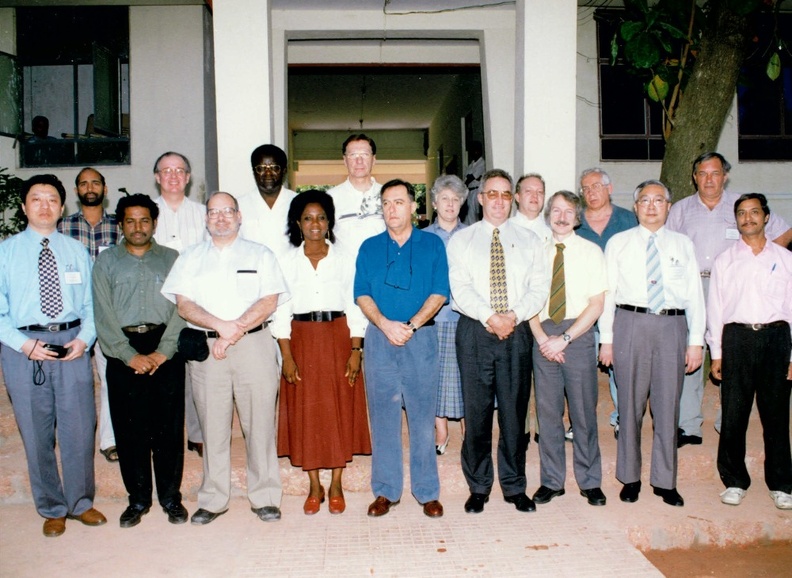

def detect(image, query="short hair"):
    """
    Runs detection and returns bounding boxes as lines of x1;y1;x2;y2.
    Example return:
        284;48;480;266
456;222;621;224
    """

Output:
20;174;66;205
579;167;612;187
286;189;337;247
479;169;514;193
380;178;416;201
250;144;288;170
544;190;582;226
206;191;239;211
633;179;672;202
116;193;159;223
153;151;192;174
75;167;106;188
515;172;546;192
692;152;731;180
342;134;377;155
734;193;770;217
430;174;468;204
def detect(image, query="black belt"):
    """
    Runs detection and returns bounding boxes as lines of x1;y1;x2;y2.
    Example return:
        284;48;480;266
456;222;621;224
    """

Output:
205;322;267;339
617;304;686;316
293;311;346;322
727;320;788;331
122;323;165;335
19;319;81;332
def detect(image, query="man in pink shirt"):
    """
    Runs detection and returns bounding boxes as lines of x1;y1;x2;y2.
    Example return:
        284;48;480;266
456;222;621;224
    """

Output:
706;193;792;510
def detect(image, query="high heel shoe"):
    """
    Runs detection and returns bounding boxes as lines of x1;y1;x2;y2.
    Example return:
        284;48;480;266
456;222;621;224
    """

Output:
435;436;449;455
303;486;325;515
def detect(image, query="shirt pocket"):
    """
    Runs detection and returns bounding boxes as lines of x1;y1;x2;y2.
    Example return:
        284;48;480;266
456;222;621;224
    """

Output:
236;270;259;302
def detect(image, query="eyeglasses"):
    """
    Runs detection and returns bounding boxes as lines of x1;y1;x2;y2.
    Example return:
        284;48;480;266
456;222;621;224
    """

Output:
207;207;237;219
345;152;372;160
482;190;513;201
635;197;668;207
158;167;188;176
253;164;282;175
580;182;605;194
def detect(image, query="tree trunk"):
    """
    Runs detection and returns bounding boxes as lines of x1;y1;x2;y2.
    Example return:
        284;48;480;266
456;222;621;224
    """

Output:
659;0;751;200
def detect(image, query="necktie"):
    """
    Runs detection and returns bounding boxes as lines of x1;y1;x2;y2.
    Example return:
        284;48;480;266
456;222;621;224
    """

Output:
489;228;508;313
39;238;64;318
646;233;665;314
549;243;566;324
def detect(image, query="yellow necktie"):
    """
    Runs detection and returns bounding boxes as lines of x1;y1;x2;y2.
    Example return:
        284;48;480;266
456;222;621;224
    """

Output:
489;228;508;313
548;243;566;324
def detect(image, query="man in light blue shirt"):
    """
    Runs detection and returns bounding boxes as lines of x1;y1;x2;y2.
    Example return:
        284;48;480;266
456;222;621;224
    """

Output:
0;174;104;537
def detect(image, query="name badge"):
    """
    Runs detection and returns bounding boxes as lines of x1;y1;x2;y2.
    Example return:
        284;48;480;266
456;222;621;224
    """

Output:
64;271;82;284
725;228;739;240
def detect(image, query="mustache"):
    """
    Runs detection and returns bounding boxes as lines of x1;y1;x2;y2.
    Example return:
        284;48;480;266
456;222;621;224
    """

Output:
553;220;571;227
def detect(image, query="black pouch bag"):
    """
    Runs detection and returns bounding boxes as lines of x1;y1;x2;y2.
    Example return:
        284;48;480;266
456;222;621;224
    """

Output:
177;328;209;362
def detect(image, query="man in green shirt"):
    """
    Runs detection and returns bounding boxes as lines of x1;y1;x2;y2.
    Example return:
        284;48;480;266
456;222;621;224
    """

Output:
92;193;186;528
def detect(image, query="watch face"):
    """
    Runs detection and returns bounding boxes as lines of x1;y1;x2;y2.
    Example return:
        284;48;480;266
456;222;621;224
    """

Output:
563;333;571;342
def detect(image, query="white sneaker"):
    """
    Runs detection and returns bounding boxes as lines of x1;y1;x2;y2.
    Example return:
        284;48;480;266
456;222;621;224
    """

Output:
564;427;573;442
769;491;792;510
719;487;746;506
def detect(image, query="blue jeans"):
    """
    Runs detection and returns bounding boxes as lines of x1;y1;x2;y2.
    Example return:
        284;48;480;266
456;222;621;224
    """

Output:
364;324;440;504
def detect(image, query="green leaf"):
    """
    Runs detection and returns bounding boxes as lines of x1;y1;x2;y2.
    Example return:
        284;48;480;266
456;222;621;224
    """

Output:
652;30;673;54
647;75;669;102
610;33;619;65
625;33;661;69
767;52;781;81
621;21;644;42
657;21;689;40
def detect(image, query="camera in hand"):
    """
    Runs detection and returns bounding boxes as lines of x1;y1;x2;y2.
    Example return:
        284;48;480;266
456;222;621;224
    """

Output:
42;343;69;359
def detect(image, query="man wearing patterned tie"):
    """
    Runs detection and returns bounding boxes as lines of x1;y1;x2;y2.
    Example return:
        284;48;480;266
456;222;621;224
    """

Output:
599;180;705;508
328;134;385;255
448;169;549;514
528;191;607;507
0;174;106;537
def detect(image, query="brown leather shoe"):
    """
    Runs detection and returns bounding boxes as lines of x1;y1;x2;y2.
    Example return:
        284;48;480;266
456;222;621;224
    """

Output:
67;507;107;526
367;496;399;517
328;494;346;515
43;517;66;537
422;500;444;518
303;486;325;515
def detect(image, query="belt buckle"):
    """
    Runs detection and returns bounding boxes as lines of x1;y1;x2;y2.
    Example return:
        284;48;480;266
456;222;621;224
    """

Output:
751;323;762;331
311;311;322;322
47;324;60;332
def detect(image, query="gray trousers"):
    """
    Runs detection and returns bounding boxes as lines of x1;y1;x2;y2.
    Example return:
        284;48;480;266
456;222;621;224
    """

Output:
533;319;602;491
679;276;709;437
2;326;96;518
613;309;686;490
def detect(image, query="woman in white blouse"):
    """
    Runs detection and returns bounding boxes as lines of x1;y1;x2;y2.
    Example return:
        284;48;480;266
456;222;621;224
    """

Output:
271;190;371;515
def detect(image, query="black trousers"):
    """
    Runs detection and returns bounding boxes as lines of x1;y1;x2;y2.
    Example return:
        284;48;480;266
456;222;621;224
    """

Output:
106;327;185;508
457;315;532;496
718;322;792;493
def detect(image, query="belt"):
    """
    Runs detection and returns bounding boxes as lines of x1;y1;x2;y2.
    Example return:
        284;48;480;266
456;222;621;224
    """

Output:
122;323;165;335
205;322;267;339
617;304;686;316
293;311;346;322
18;319;81;332
727;320;788;331
700;270;711;278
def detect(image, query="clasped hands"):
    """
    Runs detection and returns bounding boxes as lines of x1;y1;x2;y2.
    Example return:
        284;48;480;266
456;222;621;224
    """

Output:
211;318;248;360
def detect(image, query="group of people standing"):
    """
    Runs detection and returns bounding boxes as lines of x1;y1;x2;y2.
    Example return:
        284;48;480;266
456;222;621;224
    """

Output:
1;137;791;538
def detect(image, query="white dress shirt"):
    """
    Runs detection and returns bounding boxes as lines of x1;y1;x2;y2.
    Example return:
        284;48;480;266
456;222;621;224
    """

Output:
600;225;705;346
328;177;384;255
510;211;552;248
237;188;297;259
153;196;208;254
447;219;549;325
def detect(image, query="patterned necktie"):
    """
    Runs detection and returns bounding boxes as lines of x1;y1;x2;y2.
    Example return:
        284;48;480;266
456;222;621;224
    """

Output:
646;234;665;314
39;238;64;318
549;243;566;324
489;228;508;313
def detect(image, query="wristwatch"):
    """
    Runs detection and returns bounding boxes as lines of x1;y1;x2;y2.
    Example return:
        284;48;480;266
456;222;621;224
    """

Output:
407;321;418;333
562;333;572;342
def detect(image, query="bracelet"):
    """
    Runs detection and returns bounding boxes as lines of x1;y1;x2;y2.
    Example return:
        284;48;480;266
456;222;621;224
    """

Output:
351;347;363;352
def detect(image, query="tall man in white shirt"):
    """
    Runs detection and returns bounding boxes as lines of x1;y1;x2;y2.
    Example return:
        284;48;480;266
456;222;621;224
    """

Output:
528;191;607;507
162;191;290;525
238;144;296;259
510;173;551;246
328;134;384;255
152;151;207;457
666;152;792;444
600;180;705;508
448;169;549;514
706;193;792;510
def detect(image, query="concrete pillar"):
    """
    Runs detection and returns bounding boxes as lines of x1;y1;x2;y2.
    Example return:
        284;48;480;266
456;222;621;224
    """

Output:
480;27;516;177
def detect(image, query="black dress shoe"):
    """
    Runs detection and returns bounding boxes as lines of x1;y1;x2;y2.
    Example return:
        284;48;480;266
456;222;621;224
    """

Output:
190;508;227;525
187;441;204;457
532;485;565;504
464;493;489;514
503;493;536;512
162;502;188;524
619;481;641;503
119;504;150;528
677;428;703;448
653;487;684;507
580;487;607;506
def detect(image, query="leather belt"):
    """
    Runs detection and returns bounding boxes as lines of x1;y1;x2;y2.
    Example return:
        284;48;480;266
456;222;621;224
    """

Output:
727;320;788;331
617;304;686;317
700;270;711;278
205;322;267;339
18;319;81;332
292;311;346;322
122;323;165;335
